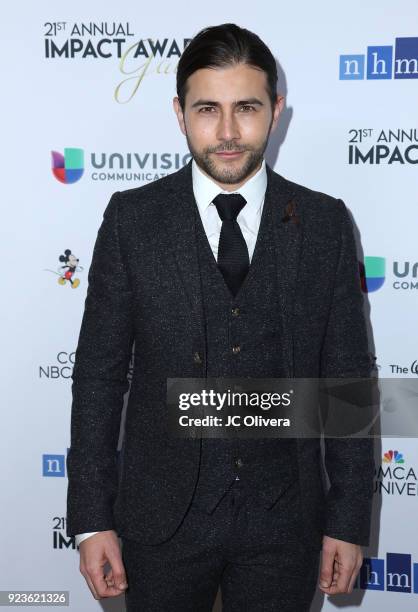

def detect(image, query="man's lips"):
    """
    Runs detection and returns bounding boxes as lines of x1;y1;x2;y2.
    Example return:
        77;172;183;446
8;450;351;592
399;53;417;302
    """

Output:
215;151;244;158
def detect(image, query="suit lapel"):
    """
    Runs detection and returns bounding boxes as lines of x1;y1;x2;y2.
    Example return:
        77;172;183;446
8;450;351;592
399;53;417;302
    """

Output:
161;160;207;368
162;160;202;313
161;159;304;377
266;164;304;377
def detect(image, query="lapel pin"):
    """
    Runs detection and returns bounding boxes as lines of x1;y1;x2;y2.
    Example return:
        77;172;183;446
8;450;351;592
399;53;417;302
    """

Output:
281;199;300;224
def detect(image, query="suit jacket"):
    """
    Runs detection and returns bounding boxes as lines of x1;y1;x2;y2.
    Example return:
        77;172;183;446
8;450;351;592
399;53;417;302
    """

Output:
66;159;375;547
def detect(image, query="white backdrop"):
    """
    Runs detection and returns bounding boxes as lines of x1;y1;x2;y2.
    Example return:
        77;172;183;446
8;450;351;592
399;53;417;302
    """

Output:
2;1;418;609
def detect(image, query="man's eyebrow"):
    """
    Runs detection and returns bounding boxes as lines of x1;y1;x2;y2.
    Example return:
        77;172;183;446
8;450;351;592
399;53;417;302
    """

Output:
191;98;264;108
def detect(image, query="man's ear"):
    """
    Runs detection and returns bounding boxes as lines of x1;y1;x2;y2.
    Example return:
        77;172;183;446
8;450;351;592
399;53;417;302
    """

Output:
173;96;186;136
270;94;285;133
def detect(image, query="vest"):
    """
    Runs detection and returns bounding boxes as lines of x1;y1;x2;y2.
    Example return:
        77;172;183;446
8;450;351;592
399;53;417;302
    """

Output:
191;190;298;513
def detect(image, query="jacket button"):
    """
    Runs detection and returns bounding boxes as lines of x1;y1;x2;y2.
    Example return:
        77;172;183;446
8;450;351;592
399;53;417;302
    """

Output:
231;307;240;316
193;351;202;364
232;345;241;354
234;458;244;468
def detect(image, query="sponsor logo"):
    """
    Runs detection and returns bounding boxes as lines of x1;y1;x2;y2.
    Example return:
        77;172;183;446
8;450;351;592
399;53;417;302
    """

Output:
340;38;418;80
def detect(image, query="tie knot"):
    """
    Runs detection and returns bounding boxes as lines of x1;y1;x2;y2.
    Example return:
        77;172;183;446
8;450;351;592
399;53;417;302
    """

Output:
212;193;247;221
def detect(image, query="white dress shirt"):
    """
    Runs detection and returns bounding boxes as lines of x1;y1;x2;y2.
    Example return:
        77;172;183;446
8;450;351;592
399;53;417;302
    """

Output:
192;157;267;263
74;157;268;547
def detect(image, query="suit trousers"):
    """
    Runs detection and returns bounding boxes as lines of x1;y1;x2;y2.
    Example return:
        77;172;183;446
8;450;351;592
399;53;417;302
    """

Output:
120;478;321;611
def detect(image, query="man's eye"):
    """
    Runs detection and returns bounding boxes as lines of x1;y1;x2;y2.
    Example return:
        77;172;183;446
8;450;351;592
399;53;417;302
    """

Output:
239;105;255;112
199;107;216;113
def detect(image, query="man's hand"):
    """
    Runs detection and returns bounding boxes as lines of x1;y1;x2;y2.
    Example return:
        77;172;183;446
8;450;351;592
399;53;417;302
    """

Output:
79;530;128;600
319;535;363;595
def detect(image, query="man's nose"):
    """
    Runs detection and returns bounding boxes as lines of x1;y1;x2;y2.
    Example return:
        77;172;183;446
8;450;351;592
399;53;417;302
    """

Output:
216;112;240;142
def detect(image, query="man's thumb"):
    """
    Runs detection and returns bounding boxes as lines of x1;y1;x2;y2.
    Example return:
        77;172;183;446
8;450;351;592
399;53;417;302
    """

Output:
107;550;128;590
319;547;335;588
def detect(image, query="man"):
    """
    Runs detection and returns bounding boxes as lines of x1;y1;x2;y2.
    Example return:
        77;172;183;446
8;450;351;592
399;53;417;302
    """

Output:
66;23;375;611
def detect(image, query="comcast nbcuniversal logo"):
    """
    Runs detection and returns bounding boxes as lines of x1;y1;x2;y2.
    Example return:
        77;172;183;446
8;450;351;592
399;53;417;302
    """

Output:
383;450;405;464
51;148;84;184
374;450;417;498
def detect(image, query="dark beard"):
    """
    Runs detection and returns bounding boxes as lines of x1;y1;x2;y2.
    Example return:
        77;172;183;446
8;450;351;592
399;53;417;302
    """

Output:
184;128;270;185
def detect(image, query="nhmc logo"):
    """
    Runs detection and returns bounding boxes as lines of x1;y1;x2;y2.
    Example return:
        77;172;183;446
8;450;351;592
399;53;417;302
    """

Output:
358;552;418;594
340;37;418;80
43;454;66;477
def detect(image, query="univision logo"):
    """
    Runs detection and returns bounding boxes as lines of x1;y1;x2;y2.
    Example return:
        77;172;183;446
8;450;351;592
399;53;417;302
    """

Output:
361;256;385;292
340;37;418;80
51;147;190;183
51;148;84;184
361;256;418;292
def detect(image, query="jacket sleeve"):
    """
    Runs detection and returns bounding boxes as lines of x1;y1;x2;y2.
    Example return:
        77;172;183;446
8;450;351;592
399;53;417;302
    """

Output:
320;199;375;546
66;192;134;537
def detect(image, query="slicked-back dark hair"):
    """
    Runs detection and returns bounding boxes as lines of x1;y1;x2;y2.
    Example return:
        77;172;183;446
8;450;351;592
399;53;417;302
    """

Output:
176;23;278;111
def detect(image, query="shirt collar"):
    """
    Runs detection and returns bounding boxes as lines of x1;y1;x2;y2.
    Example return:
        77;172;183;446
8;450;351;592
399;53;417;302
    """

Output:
192;157;267;220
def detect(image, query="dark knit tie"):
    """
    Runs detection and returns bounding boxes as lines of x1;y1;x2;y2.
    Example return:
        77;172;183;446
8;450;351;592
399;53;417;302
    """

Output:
212;193;249;297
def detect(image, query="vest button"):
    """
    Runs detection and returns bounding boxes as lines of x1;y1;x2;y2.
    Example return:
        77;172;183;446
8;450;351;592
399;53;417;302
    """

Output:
231;307;240;316
232;345;241;354
193;351;202;364
234;458;244;468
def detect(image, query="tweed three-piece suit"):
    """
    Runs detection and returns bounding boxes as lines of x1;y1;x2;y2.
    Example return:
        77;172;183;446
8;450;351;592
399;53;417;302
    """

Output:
66;158;374;610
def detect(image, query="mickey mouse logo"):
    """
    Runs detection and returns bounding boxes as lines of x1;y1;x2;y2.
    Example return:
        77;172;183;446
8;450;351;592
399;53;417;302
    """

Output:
58;249;82;288
44;249;84;288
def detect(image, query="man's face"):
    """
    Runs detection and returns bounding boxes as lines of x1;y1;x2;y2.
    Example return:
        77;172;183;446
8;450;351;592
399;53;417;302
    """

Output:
173;63;284;190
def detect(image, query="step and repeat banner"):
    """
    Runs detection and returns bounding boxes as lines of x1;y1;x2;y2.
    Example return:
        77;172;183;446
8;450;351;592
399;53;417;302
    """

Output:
2;1;417;610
